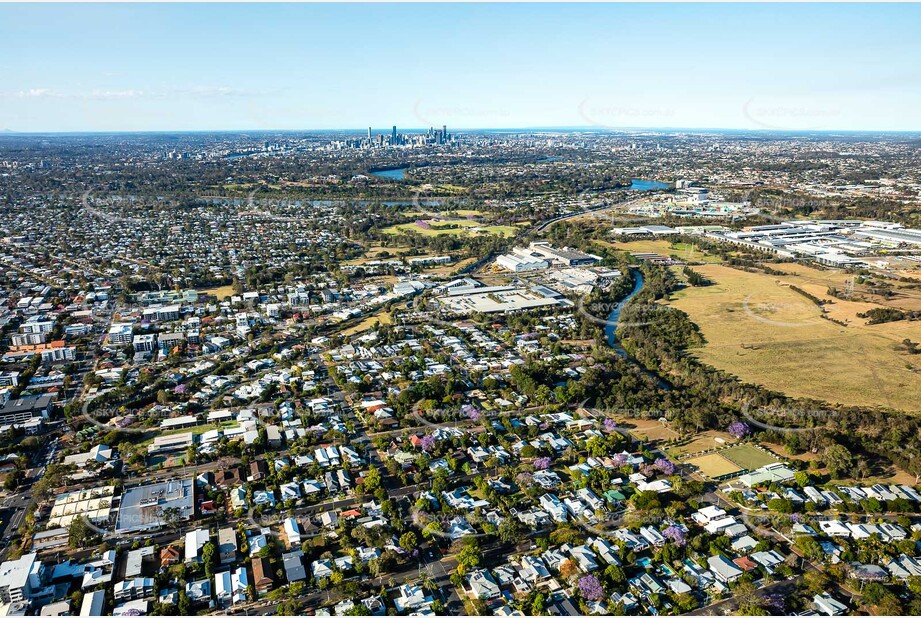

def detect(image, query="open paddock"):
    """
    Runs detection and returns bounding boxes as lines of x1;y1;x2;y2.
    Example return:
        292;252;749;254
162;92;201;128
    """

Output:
666;431;734;458
609;416;680;443
668;263;921;412
595;239;722;263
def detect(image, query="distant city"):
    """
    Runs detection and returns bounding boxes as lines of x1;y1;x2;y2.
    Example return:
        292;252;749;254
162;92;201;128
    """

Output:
332;125;454;150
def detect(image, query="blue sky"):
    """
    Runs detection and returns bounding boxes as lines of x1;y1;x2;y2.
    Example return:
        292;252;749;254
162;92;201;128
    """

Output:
1;3;920;132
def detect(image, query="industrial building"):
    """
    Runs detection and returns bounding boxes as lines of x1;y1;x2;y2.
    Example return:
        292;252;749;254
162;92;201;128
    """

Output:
495;242;599;272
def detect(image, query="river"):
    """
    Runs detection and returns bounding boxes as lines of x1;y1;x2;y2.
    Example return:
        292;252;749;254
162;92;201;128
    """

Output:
604;269;645;357
603;269;673;390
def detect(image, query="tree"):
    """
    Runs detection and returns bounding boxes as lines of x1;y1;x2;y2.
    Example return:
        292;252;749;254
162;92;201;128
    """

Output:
604;564;626;585
559;559;579;581
824;444;854;479
464;598;489;615
795;535;823;560
498;517;524;544
734;580;766;615
157;506;181;529
728;421;750;439
577;575;604;601
178;589;191;616
201;541;217;578
362;465;382;494
766;498;793;514
399;532;418;552
287;581;305;597
456;539;482;569
68;516;94;548
531;592;547;615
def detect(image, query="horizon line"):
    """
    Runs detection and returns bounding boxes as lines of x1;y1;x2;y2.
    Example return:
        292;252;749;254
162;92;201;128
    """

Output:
3;125;921;137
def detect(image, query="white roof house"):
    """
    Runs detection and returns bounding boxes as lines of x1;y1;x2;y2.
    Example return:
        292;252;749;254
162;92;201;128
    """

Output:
813;592;848;616
185;528;210;563
707;555;743;583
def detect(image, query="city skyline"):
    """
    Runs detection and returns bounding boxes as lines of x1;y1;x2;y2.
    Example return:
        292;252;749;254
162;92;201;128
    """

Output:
2;3;921;133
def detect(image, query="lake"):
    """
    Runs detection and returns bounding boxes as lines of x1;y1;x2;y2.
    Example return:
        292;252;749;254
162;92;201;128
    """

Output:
630;178;669;191
371;167;405;181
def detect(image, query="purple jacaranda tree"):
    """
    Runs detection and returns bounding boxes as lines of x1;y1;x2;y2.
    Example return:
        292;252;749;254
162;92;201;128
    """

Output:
763;593;785;613
420;434;436;452
611;453;629;468
728;420;751;439
653;458;676;475
577;575;604;601
462;404;480;422
533;457;552;470
411;508;432;527
662;525;686;547
174;383;187;395
603;418;617;432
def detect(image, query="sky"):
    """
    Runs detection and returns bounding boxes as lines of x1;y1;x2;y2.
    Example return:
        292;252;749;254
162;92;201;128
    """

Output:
1;2;920;133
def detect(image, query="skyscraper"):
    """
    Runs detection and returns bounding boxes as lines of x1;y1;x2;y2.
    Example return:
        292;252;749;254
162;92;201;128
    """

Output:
367;127;372;140
443;125;447;143
392;125;397;143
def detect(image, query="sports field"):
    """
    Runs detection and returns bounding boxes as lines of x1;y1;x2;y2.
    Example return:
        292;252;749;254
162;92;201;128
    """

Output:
668;263;921;412
381;218;519;237
197;284;236;300
719;444;779;470
686;445;778;478
685;453;743;478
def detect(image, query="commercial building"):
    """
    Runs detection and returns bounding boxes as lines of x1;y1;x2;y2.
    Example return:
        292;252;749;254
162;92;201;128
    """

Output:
0;395;54;425
48;485;116;529
132;334;156;353
0;553;45;605
142;304;181;322
115;478;195;534
437;284;569;315
107;323;133;345
40;345;76;364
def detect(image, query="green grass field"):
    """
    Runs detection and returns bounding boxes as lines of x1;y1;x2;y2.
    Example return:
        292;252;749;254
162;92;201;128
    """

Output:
595;238;723;263
719;444;779;470
381;219;519;237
